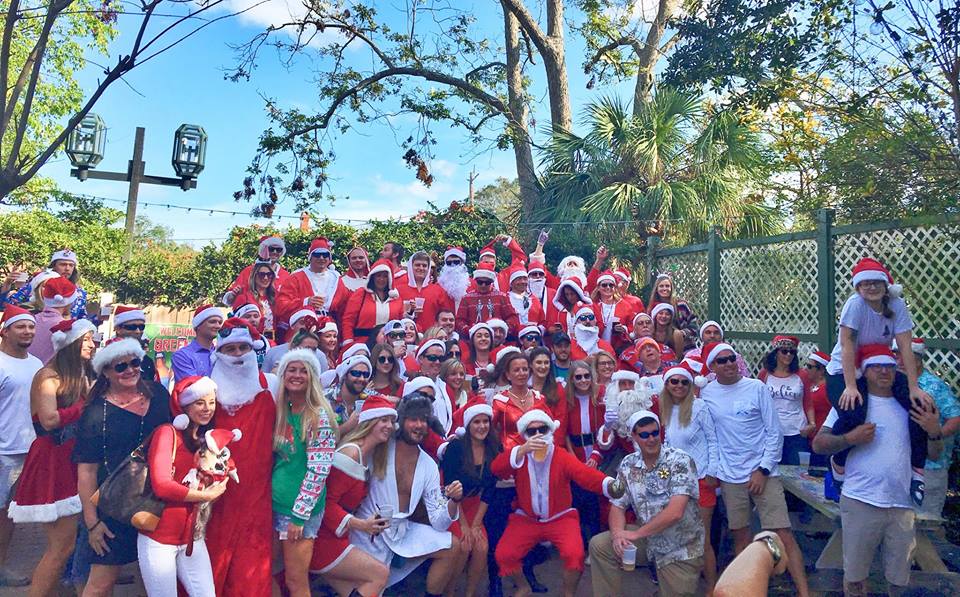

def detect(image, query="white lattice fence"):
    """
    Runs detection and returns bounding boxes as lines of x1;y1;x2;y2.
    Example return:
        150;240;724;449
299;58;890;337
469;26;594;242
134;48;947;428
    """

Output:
656;251;709;321
719;240;819;334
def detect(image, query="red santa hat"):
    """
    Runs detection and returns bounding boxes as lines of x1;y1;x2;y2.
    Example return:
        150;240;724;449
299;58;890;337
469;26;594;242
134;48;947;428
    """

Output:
340;343;371;362
113;305;146;327
507;265;528;285
771;335;800;350
205;427;242;454
50;318;96;354
857;344;897;371
808;350;831;367
367;259;400;297
1;305;35;329
92;337;145;375
478;241;498;260
698;320;723;339
596;270;617;286
170;376;217;430
614;268;631;283
41;276;78;308
663;358;709;389
443;246;467;262
358;394;397;424
216;317;266;351
486;345;521;373
527;259;546;275
573;302;595;320
453;396;494;437
192;304;223;329
309;237;333;254
625;409;659;432
518;324;542;338
473;262;497;281
487;318;508;333
702;341;736;368
49;248;78;265
891;338;925;355
851;257;902;298
315;316;338;334
552;278;591;311
289;309;315;328
468;322;493;339
403;376;436;397
516;408;560;435
257;235;286;259
649;302;675;319
416;338;446;360
610;370;640;384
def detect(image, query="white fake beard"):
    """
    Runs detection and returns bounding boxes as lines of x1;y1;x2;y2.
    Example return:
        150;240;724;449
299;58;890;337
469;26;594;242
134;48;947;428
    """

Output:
613;389;655;438
574;323;599;354
528;278;546;300
437;264;469;301
211;350;262;414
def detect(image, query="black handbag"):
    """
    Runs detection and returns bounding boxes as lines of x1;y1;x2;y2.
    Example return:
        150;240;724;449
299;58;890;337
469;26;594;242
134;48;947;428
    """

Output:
91;429;175;532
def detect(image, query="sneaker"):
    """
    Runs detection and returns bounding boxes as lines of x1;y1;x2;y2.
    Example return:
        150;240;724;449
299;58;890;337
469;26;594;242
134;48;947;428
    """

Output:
911;479;925;507
0;569;29;587
584;554;591;566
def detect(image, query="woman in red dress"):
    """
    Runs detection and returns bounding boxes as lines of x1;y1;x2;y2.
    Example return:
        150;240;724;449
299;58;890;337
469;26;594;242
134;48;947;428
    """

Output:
8;319;95;596
564;360;607;552
340;259;406;348
547;279;591;336
463;322;493;381
529;346;568;446
589;271;636;353
310;397;394;596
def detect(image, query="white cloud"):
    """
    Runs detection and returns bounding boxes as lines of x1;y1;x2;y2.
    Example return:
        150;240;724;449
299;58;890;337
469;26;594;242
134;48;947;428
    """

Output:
430;159;457;178
216;0;346;46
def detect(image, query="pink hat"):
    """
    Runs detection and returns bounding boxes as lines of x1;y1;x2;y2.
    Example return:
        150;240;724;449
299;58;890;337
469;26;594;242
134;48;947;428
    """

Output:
257;235;286;259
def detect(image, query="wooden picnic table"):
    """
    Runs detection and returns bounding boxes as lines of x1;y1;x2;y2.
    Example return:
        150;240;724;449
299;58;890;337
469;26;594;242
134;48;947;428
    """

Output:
778;465;947;572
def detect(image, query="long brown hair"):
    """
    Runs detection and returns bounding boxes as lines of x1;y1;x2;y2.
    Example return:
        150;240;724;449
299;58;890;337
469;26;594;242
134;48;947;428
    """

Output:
529;347;562;407
370;343;403;395
45;333;94;408
566;360;599;408
248;262;277;303
647;275;677;311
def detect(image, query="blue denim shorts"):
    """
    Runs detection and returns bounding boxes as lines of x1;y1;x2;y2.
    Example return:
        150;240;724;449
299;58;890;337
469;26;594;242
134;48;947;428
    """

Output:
273;507;324;540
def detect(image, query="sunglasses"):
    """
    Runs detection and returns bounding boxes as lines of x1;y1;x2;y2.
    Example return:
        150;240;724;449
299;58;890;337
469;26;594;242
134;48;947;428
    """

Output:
524;425;550;438
667;378;690;386
635;428;660;439
865;363;896;370
387;331;405;339
528;272;546;279
446;351;461;359
599;283;616;289
348;369;371;379
778;348;797;356
577;314;596;322
421;354;442;362
256;271;275;278
268;247;284;253
113;358;142;373
445;259;463;266
574;373;592;381
521;333;541;342
713;355;737;365
378;356;395;365
311;251;331;258
476;279;493;286
805;363;823;370
119;323;145;332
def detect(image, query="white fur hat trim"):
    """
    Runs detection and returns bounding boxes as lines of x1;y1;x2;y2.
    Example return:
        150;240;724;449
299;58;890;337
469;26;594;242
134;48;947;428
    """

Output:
650;303;674;318
192;306;223;329
487;318;508;332
114;308;146;327
516;409;559;435
698;320;723;339
462;403;493;430
289;309;315;327
178;376;217;406
416;339;446;360
403;376;436;397
50;319;97;355
278;348;323;380
92;338;145;375
625;409;659;432
703;343;735;368
610;370;640;383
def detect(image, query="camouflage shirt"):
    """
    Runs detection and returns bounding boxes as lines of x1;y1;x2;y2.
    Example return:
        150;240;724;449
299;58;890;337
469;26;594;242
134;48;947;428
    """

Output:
612;445;704;566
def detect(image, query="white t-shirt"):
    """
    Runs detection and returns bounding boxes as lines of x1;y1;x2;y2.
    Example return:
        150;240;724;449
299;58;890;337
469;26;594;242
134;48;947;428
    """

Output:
0;351;43;454
663;399;719;479
765;373;807;435
700;377;784;483
827;294;913;375
824;395;911;508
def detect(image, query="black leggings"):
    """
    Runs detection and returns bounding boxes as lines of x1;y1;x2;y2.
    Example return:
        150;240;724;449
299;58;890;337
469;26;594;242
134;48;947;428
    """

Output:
825;372;927;469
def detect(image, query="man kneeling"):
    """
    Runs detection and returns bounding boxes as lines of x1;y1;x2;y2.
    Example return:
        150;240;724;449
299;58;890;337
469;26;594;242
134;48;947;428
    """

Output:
351;393;464;595
492;409;622;597
589;410;704;597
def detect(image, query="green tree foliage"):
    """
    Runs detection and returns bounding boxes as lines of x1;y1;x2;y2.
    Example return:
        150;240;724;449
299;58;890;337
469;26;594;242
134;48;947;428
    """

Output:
536;90;782;249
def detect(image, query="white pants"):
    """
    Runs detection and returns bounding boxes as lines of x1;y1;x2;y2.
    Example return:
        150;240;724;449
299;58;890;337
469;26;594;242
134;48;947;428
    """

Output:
137;533;216;597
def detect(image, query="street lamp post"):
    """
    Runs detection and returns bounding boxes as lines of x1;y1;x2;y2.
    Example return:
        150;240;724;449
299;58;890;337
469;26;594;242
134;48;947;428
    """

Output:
65;115;207;261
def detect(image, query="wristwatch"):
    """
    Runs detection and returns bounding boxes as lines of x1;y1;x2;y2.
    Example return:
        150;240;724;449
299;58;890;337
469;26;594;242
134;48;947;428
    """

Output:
758;466;770;476
754;533;782;566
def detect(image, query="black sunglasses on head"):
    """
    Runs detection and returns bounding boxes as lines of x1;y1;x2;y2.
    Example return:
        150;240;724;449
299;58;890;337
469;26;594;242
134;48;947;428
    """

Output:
119;323;145;332
524;425;550;438
113;358;142;373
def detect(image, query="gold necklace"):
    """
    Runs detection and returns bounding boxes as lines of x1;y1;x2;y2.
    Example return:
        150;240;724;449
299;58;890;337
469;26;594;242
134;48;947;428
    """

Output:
507;388;529;407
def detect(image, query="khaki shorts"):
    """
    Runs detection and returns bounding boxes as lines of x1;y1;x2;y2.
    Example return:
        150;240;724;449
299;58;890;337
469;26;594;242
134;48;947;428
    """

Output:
0;453;26;507
720;476;791;530
839;495;915;586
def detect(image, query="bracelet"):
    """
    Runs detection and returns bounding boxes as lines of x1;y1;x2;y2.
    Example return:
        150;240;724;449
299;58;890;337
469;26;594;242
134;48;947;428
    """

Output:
87;520;102;532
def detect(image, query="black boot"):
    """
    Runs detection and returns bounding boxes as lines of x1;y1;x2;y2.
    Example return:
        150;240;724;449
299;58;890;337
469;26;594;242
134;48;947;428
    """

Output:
523;564;548;593
488;576;503;597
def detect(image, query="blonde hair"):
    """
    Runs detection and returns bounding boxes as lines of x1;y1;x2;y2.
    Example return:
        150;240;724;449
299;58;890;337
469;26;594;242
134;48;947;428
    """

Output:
274;357;339;456
339;418;390;479
566;360;599;408
659;381;694;428
422;326;446;341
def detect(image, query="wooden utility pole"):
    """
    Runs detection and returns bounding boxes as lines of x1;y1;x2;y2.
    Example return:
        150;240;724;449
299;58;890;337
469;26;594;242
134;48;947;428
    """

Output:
468;167;479;204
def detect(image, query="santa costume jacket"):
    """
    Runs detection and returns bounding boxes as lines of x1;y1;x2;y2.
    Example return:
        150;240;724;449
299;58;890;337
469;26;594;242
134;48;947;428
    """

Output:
455;290;520;338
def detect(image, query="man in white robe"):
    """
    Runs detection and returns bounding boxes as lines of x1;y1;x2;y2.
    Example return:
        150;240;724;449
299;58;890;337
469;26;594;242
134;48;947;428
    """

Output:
351;395;463;593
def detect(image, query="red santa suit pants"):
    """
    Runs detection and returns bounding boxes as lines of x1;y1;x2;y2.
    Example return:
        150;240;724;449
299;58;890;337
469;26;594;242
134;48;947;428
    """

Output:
494;510;584;576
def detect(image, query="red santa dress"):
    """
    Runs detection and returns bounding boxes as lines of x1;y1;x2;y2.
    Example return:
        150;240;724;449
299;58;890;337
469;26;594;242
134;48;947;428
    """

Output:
205;373;276;596
310;448;369;573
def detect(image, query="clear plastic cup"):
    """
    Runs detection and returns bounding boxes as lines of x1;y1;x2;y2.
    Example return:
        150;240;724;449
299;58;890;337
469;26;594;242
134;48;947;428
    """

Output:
378;504;394;521
621;544;637;571
415;297;425;309
798;451;811;470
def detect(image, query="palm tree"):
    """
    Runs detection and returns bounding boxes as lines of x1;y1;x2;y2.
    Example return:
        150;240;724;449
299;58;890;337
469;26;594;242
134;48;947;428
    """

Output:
535;89;782;246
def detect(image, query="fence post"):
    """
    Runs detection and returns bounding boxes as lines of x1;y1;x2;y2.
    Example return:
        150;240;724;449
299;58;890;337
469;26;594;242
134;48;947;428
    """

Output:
707;226;721;323
816;208;836;351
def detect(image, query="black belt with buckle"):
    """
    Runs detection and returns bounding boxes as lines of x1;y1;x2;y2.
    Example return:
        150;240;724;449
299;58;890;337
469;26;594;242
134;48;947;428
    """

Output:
569;433;594;447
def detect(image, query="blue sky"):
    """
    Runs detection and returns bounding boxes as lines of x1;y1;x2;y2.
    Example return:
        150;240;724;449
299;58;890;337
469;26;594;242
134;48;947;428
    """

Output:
41;0;643;247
